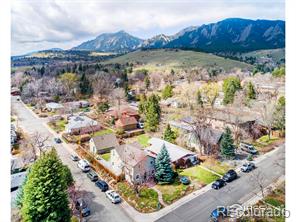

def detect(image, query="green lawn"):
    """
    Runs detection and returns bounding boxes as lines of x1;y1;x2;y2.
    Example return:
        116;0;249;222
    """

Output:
156;180;188;205
201;159;231;175
101;153;111;161
48;119;67;132
179;166;220;185
93;129;113;137
116;182;160;212
137;134;151;147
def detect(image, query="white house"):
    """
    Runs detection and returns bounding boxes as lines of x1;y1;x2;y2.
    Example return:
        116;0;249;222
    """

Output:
110;142;155;185
45;102;64;111
65;115;102;135
145;138;198;168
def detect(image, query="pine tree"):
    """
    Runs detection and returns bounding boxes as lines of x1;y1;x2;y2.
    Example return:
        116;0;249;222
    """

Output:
246;82;256;100
155;145;174;184
163;124;177;143
220;127;235;158
162;85;173;99
79;73;92;95
144;76;150;90
144;94;161;131
21;149;71;222
196;90;203;107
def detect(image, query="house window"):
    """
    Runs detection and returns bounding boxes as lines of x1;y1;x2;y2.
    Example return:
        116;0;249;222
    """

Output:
150;161;154;165
136;175;140;179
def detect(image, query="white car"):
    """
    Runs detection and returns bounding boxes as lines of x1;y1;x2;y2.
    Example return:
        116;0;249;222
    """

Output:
105;190;121;204
77;159;91;172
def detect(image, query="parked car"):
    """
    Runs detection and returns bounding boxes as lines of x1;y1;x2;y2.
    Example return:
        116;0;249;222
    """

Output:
71;154;79;161
54;137;62;143
87;170;98;182
222;169;238;182
77;159;91;172
105;190;121;204
210;207;228;221
241;162;256;172
75;198;91;217
212;179;226;190
180;176;190;185
95;180;109;192
138;122;144;129
239;142;258;155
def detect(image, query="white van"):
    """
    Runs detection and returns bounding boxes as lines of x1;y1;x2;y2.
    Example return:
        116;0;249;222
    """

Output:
77;159;91;172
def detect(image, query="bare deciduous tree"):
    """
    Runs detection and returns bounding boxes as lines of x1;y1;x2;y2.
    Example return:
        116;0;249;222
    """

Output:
92;73;114;101
110;88;126;117
261;102;276;140
249;170;267;198
30;132;49;160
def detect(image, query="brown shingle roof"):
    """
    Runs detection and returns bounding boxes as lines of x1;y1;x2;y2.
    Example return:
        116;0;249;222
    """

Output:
92;134;119;150
116;116;137;126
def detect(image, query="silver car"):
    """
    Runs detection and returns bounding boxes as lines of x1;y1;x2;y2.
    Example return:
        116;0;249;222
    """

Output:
105;190;121;204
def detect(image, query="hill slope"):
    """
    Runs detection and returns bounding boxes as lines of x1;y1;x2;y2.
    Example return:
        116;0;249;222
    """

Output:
104;49;253;71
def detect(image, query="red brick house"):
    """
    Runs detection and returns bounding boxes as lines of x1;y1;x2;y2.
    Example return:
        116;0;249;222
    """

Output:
115;116;138;131
106;106;140;120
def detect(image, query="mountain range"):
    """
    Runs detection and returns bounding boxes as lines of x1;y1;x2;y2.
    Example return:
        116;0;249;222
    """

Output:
72;18;285;53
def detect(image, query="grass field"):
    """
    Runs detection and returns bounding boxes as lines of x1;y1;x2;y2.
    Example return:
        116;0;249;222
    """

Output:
137;134;151;147
104;49;252;72
93;129;113;137
201;159;231;175
179;166;220;185
242;48;285;64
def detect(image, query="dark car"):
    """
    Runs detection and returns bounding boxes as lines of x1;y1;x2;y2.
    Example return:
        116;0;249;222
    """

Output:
54;137;62;144
211;207;228;221
75;198;90;217
212;179;226;190
180;176;190;185
95;180;109;192
241;162;255;172
87;170;98;182
222;170;238;182
71;154;79;161
239;142;258;155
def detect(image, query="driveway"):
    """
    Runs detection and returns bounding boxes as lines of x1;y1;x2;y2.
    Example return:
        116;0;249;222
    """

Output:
11;96;133;222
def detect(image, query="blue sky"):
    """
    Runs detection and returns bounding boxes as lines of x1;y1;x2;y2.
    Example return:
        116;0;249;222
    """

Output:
11;0;285;55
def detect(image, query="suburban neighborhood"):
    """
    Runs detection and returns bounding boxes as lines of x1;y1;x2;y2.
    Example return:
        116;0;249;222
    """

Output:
8;1;287;222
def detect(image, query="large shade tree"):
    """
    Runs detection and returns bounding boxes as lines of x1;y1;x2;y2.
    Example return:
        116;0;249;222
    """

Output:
20;149;72;222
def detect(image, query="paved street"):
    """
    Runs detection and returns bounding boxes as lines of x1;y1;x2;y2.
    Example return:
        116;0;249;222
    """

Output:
156;145;285;222
11;96;133;222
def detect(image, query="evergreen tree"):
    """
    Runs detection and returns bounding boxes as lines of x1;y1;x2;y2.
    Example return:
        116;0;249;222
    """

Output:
196;90;203;107
79;73;93;95
246;82;256;100
21;149;71;222
144;94;161;132
144;76;150;90
162;85;173;99
155;145;174;184
163;124;177;143
220;127;235;158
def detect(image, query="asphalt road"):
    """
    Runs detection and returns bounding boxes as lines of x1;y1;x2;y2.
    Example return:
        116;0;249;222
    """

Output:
156;145;285;222
11;97;133;222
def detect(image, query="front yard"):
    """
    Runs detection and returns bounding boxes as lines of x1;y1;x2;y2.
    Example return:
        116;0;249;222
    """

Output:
116;182;160;213
179;165;220;185
48;119;67;133
93;128;113;137
155;180;192;205
201;158;231;175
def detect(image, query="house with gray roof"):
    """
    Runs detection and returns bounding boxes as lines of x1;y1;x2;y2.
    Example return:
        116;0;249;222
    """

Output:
65;115;102;135
146;138;198;168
